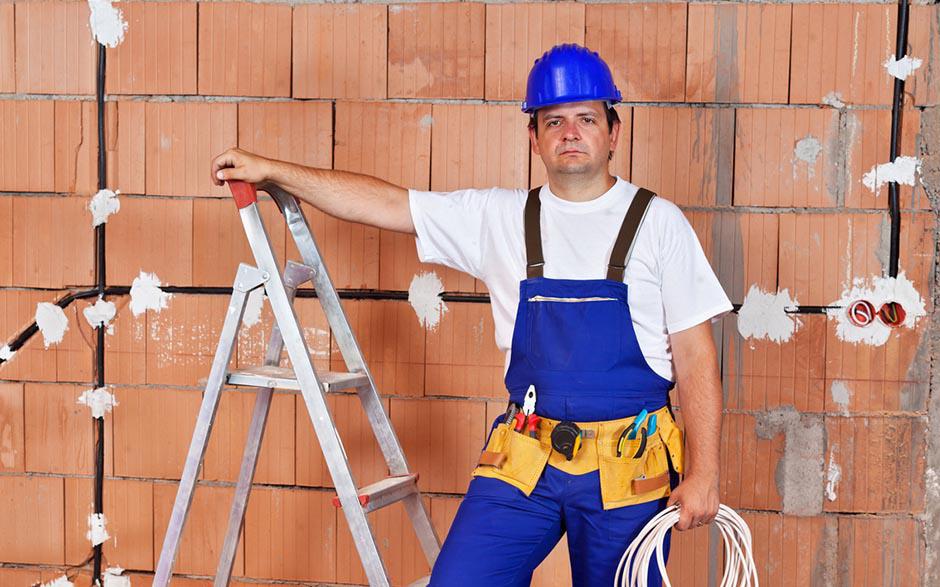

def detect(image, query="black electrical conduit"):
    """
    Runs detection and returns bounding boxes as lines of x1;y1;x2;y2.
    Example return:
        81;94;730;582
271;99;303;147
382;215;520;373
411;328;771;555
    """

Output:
887;0;911;279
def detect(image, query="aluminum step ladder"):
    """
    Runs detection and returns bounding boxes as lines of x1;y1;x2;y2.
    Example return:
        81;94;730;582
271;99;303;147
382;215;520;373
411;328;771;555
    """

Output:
153;181;440;587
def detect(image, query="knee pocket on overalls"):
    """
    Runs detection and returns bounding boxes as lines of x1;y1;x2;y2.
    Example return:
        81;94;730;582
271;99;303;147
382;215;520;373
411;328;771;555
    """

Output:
472;423;551;496
597;417;684;510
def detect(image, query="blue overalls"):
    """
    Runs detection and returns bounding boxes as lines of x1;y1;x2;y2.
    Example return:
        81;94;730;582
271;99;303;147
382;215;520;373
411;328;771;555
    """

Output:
429;187;678;586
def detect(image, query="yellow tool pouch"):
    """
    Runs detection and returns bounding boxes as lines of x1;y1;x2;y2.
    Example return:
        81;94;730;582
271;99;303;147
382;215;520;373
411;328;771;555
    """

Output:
471;423;551;496
596;407;685;510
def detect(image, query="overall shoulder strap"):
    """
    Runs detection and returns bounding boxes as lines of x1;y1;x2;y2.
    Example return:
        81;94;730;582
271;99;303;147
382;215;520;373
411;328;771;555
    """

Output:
607;188;656;282
524;187;544;278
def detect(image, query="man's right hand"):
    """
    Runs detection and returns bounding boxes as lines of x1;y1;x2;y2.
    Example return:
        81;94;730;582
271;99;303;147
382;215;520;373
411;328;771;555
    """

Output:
211;148;274;187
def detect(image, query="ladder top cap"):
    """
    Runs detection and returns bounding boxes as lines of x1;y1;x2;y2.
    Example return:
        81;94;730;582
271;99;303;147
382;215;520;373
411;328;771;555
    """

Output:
228;180;257;209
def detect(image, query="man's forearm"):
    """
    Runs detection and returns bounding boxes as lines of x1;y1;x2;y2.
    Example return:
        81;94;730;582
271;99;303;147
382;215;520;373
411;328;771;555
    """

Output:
266;159;415;234
677;362;722;481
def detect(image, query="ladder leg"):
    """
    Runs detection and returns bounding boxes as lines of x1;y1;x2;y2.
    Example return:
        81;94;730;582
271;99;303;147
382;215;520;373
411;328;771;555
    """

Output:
153;265;264;587
216;269;310;585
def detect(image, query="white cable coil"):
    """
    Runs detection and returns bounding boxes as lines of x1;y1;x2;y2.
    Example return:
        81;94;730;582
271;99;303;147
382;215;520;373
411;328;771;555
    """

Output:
615;504;759;587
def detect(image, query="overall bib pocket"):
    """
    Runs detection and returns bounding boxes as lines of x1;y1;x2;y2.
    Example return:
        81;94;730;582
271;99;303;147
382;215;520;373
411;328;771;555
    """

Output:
471;422;551;496
525;296;623;371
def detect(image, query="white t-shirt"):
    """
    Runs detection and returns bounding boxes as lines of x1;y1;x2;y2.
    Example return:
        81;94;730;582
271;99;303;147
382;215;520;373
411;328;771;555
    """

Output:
408;177;733;381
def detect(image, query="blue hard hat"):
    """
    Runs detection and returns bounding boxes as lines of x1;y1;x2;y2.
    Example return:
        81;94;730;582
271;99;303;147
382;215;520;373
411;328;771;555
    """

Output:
522;44;621;113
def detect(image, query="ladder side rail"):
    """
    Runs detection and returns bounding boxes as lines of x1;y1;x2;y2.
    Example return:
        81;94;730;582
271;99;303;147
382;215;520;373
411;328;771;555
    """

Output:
238;199;392;587
270;186;411;476
153;264;265;587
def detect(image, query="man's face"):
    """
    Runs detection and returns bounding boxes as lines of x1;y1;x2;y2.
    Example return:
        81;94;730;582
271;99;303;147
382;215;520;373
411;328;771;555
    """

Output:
529;101;620;178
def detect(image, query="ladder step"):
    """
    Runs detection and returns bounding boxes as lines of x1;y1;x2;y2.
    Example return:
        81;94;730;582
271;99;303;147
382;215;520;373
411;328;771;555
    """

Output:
407;576;430;587
332;474;419;513
226;365;369;393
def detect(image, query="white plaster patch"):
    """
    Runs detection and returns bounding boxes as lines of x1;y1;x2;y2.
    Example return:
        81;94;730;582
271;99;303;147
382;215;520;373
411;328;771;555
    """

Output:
82;297;117;334
242;288;265;327
862;155;922;193
77;387;118;419
88;188;121;227
737;285;802;343
419;114;434;128
408;272;448;330
883;54;923;81
828;271;926;346
830;380;852;416
103;567;131;587
302;326;331;358
87;512;110;546
87;0;128;48
822;91;845;109
41;576;74;587
825;445;841;502
0;344;14;361
36;302;69;348
794;136;823;165
129;271;172;316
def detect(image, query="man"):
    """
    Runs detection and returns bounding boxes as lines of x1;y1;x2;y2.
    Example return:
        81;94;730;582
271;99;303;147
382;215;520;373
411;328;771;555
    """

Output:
212;44;730;586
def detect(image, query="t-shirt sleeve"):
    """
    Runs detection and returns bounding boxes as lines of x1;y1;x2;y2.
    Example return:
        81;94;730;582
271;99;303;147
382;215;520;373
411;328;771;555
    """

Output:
655;201;734;333
408;188;494;280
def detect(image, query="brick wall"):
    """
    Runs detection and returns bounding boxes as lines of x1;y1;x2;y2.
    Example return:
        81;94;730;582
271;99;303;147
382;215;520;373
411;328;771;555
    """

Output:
0;1;937;586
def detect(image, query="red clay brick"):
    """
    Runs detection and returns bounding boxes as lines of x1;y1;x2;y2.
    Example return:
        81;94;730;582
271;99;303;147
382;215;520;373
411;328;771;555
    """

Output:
484;3;585;101
53;100;97;195
425;302;504;400
719;412;784;512
0;100;55;192
55;299;95;382
103;296;147;386
390;397;487;493
105;101;146;195
734;108;839;207
0;196;12;286
197;2;291;97
334;101;431;291
145;102;238;197
296;393;391;491
293;4;388;100
0;383;24;472
790;4;896;106
64;477;154;571
203;391;295;486
191;197;285;287
335;499;431;586
332;300;425;397
15;0;96;94
740;513;830;586
0;3;12;92
632;106;734;206
153;483;244;576
12;196;95;288
0;290;60;382
844;108;927;210
0;475;65;564
663;520;716;586
145;294;232;386
825;416;925;514
0;568;44;586
835;516;923;584
908;5;939;107
531;535;571;586
24;383;99;475
112;386;200;479
238;101;332;170
388;3;486;99
106;1;197;95
707;212;778;307
106;197;193;287
243;487;335;582
686;3;791;104
585;4;687;102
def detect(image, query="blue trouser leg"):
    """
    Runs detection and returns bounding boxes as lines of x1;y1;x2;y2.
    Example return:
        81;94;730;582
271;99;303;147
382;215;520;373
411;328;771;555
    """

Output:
562;470;671;586
429;473;564;586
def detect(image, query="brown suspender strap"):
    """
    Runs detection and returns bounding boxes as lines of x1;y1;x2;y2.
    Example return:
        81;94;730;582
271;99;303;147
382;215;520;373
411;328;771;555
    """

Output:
606;188;656;282
525;187;544;278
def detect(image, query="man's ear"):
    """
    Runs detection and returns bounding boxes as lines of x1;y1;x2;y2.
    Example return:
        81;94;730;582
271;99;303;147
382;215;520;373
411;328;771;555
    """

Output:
528;125;541;156
608;118;622;155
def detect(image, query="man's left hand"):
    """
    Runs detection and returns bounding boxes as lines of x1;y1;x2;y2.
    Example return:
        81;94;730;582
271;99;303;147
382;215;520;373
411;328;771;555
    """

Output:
666;473;719;531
